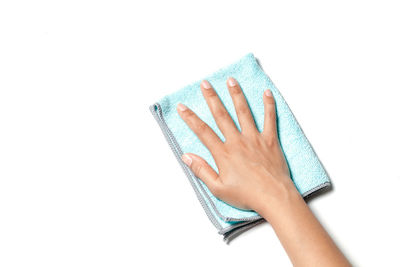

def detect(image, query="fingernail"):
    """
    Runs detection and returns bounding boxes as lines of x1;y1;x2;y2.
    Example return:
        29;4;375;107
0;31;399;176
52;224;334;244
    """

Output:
265;89;272;97
177;103;187;111
182;154;192;166
227;77;237;87
201;80;212;89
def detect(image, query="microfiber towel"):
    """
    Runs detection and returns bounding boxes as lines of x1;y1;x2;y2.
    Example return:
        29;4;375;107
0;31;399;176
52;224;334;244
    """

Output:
149;53;331;242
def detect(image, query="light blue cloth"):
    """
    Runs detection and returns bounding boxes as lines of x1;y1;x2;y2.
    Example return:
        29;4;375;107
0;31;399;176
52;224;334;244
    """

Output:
149;53;331;241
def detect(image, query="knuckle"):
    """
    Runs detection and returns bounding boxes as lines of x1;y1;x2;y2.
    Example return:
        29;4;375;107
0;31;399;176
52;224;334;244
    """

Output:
246;132;261;144
193;163;203;177
195;121;209;134
266;107;276;118
213;108;228;119
226;137;246;152
203;89;218;97
230;85;242;96
236;104;250;115
265;97;276;105
265;135;277;147
184;109;194;118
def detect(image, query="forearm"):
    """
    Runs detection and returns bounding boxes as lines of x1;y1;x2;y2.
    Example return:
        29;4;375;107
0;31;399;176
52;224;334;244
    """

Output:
256;187;351;267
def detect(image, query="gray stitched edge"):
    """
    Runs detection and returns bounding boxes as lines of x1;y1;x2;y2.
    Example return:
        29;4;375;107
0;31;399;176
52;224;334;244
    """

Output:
218;220;260;235
149;103;222;230
302;181;331;197
223;219;266;243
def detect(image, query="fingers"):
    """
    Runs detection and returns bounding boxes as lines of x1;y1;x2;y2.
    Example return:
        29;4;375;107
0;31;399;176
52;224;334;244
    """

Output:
200;80;239;139
177;103;223;153
262;89;278;143
226;77;257;134
181;153;220;193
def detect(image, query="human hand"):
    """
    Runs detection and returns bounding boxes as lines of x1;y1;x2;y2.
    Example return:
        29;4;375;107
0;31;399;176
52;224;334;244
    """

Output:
177;78;350;266
177;77;299;215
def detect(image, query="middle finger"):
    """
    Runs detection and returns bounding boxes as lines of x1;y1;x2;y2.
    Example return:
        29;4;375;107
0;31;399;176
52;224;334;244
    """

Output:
200;80;239;140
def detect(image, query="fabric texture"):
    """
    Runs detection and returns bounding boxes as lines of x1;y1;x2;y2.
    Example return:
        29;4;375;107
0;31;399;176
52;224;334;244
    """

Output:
149;53;331;242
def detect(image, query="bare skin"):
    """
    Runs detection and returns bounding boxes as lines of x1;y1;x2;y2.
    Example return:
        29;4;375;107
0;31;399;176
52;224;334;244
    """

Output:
177;77;351;267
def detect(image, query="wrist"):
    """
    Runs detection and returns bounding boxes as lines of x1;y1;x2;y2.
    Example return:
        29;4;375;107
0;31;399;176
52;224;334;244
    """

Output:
254;180;304;223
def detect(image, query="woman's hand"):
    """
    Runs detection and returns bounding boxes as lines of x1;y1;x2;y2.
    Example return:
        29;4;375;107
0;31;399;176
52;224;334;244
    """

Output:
177;77;351;267
177;77;299;215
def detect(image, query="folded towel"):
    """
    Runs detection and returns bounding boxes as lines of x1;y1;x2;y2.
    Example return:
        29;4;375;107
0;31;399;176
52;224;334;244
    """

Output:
149;53;331;242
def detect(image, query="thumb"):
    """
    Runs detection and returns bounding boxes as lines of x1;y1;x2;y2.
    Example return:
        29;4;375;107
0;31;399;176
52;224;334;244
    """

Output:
181;153;219;191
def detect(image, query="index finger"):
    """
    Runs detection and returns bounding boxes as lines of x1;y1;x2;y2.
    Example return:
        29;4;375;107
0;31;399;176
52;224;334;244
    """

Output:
177;103;224;154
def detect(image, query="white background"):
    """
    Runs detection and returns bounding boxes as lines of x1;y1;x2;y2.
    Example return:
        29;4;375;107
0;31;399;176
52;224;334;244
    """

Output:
1;0;399;266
